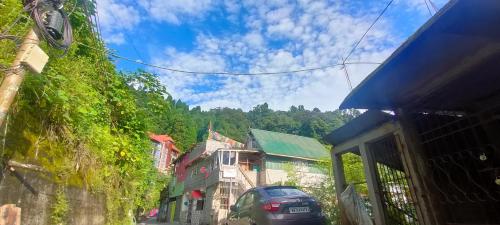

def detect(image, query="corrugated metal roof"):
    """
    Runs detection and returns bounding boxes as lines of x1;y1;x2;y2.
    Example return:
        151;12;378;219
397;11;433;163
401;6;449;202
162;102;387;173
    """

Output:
250;129;329;160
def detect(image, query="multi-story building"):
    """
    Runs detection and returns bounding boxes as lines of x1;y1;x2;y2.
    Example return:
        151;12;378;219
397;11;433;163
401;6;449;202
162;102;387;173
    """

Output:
159;129;329;225
149;133;180;174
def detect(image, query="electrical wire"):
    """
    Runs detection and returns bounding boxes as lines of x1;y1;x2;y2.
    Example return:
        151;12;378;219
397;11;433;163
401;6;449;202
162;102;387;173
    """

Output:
67;0;78;16
72;40;381;76
5;20;382;77
0;65;23;73
428;0;439;13
110;51;381;76
23;0;73;50
423;0;433;16
340;0;394;90
108;12;144;61
1;15;25;35
342;0;394;63
81;0;110;76
4;1;384;77
0;34;21;44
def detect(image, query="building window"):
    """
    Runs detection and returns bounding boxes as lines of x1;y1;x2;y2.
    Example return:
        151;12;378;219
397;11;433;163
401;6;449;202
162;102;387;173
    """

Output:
222;151;236;166
213;154;219;169
193;166;199;176
196;199;204;211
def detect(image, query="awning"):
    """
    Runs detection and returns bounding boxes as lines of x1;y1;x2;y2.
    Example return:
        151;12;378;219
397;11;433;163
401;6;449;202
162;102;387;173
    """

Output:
340;0;500;111
191;190;204;199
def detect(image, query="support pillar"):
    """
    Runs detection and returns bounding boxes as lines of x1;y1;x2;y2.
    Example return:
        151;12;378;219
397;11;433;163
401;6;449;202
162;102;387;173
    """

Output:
332;149;346;199
359;143;386;225
397;109;444;225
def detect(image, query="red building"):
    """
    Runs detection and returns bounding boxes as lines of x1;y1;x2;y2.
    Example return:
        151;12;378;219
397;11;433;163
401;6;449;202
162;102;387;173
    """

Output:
149;133;180;174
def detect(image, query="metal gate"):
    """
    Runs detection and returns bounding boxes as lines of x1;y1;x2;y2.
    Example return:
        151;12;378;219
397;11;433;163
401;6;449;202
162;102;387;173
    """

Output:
370;136;419;225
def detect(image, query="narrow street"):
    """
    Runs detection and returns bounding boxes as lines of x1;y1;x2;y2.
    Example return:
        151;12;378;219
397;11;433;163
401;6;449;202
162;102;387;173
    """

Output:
137;217;173;225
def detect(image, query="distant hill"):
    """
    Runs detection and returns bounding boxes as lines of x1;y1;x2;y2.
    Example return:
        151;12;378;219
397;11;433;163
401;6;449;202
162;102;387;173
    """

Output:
189;103;360;144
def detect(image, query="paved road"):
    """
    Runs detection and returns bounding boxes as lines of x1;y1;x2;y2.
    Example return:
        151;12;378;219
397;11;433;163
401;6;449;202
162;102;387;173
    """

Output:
137;217;169;225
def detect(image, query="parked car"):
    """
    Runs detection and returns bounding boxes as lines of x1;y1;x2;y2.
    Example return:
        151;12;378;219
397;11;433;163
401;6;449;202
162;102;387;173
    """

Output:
226;186;325;225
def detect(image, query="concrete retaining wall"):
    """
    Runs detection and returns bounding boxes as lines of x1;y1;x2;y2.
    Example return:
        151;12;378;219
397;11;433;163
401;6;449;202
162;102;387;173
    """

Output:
0;167;106;225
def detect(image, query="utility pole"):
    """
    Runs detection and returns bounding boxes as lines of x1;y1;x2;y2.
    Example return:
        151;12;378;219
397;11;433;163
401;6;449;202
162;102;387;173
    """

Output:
0;0;72;127
0;29;47;127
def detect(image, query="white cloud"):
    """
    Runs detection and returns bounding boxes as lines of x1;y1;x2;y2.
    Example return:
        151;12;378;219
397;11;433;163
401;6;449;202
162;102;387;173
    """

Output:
151;47;226;99
104;32;126;45
96;0;141;45
400;0;449;15
145;0;431;111
243;32;265;48
138;0;213;24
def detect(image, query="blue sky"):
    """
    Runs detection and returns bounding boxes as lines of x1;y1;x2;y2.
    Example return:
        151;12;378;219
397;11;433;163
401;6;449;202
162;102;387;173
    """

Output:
97;0;448;111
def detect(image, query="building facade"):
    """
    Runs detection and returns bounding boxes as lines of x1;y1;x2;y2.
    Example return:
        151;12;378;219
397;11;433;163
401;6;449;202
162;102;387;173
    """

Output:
160;129;329;225
150;134;180;174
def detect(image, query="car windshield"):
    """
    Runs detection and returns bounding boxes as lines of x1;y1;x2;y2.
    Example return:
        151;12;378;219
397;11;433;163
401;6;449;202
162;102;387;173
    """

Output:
264;187;307;197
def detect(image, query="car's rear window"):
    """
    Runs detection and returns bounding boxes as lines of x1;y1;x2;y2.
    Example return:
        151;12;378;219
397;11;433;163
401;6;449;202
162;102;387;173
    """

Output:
264;187;307;197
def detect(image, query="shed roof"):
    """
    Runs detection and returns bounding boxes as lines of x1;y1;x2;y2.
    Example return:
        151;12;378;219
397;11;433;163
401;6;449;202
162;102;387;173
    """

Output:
324;111;394;146
340;0;500;111
250;129;329;160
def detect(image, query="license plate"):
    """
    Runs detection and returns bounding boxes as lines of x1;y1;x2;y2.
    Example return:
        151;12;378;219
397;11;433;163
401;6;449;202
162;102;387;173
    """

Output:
289;207;310;213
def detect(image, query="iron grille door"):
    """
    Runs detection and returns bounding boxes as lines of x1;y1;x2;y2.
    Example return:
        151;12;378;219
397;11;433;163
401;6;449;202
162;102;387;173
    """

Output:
370;136;420;225
412;107;500;224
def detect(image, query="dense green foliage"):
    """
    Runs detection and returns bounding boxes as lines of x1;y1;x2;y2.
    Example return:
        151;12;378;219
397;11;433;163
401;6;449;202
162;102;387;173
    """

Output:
51;187;70;225
190;103;360;143
1;1;168;224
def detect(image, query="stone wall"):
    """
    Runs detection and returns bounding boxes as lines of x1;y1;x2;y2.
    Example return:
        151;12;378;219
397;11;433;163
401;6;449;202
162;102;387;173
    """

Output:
0;167;106;225
265;168;327;187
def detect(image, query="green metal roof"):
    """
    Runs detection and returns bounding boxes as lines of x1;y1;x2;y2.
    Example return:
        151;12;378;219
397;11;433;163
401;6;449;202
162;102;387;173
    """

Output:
250;129;329;160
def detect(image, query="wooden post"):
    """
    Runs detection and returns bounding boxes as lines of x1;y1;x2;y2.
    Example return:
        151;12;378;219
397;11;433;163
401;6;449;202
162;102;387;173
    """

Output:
332;150;349;225
332;150;346;200
0;29;39;126
397;109;444;225
359;143;386;225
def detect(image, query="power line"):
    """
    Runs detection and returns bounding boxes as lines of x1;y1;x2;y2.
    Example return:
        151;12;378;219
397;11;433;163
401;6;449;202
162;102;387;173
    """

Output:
340;56;353;90
342;0;394;63
71;40;381;76
82;0;112;84
340;0;394;90
1;15;25;35
72;41;381;76
3;15;383;77
0;34;21;44
108;12;144;61
24;0;73;51
428;0;439;13
423;0;433;16
2;3;384;78
115;54;379;76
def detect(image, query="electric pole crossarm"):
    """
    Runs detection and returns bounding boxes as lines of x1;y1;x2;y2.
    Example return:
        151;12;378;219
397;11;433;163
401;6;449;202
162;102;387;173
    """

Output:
0;29;40;126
